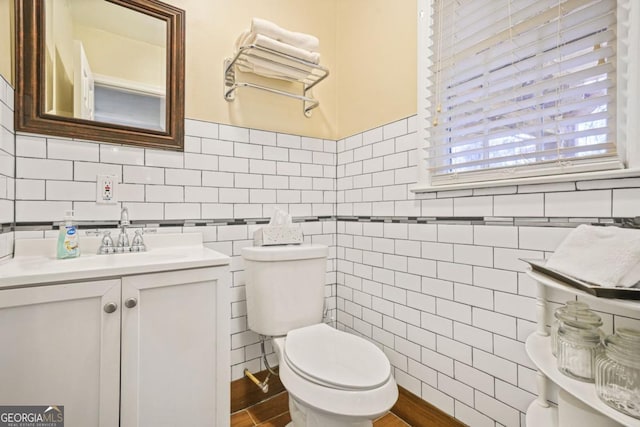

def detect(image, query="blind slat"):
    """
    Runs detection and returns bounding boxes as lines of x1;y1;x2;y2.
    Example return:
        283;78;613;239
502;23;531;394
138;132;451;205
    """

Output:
435;0;612;71
428;128;614;165
437;63;614;120
429;142;617;174
431;94;613;147
440;28;615;97
442;0;615;56
429;157;623;185
425;113;611;155
443;16;616;85
435;86;613;133
439;55;613;115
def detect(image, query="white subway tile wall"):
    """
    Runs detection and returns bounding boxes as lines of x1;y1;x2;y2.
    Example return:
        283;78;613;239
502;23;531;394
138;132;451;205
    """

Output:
336;116;640;426
0;76;14;261
7;108;640;427
14;120;337;223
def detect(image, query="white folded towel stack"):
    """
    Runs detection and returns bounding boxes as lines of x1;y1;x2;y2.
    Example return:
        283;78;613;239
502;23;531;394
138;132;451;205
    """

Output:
235;18;321;82
251;17;319;52
235;53;312;82
237;31;320;64
545;224;640;288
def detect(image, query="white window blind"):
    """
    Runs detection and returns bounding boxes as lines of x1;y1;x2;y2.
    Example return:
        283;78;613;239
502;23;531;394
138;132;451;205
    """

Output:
423;0;625;185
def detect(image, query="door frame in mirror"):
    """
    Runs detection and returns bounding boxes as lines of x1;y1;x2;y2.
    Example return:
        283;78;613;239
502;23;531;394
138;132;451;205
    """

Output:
15;0;185;151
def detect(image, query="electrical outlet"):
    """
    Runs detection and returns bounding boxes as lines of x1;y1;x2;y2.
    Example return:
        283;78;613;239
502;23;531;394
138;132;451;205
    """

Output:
96;175;117;204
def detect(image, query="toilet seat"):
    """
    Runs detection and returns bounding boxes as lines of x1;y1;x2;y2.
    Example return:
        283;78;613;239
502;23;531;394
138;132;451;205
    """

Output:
283;323;391;391
272;326;398;420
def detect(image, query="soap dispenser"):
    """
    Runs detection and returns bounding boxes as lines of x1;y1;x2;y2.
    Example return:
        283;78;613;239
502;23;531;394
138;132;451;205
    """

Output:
57;210;80;259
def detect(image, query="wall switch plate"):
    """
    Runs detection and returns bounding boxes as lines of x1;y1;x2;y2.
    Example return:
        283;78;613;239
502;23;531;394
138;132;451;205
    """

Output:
96;175;118;204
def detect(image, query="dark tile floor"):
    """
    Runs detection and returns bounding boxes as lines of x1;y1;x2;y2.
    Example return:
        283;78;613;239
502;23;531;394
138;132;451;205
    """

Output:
231;391;410;427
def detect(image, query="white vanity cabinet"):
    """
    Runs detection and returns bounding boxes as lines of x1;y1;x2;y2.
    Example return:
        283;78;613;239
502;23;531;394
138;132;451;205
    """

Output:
0;278;121;426
0;255;229;427
120;268;227;427
525;268;640;427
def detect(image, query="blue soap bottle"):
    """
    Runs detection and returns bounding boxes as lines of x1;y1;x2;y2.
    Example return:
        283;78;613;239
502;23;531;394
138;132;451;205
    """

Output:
57;210;80;259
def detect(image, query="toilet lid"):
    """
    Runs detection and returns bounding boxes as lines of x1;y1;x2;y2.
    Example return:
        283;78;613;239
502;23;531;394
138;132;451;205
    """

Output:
284;324;391;390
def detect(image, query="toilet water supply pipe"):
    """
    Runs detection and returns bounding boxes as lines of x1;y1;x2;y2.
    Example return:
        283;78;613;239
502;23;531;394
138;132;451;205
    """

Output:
245;303;332;393
244;335;279;393
244;369;269;393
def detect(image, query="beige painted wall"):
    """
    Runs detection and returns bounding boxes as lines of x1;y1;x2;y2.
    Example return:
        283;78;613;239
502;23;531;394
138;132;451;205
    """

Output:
0;0;417;139
335;0;417;138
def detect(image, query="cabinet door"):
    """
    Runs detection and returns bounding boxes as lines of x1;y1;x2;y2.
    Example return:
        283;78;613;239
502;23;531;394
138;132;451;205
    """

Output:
0;280;121;427
120;267;229;427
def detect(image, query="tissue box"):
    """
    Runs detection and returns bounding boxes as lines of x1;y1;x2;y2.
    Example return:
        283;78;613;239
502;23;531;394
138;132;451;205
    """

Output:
253;225;303;246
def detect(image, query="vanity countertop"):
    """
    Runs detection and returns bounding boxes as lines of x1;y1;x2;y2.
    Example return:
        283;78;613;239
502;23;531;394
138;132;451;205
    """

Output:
0;233;230;289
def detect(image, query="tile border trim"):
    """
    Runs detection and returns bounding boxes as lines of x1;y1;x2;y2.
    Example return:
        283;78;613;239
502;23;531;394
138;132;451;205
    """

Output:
10;215;640;234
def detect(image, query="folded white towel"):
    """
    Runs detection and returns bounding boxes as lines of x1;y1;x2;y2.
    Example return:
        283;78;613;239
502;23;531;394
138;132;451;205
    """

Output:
545;224;640;288
251;17;320;52
236;31;320;64
237;55;312;82
235;31;315;82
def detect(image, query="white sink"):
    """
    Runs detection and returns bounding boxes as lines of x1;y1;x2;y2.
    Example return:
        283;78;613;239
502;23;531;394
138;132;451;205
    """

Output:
0;233;229;288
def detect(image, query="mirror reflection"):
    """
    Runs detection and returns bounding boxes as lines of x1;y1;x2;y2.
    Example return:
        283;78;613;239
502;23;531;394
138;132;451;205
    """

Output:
44;0;167;131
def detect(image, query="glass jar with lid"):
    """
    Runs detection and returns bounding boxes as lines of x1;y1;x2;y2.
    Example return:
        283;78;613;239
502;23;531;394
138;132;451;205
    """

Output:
557;319;603;382
595;328;640;419
551;301;602;357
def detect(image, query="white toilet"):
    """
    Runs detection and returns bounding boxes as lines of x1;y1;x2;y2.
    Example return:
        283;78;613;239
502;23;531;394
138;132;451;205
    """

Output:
241;244;398;427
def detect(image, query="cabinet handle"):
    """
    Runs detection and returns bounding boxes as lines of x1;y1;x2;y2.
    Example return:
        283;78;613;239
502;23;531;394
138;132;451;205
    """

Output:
104;302;118;313
124;298;138;309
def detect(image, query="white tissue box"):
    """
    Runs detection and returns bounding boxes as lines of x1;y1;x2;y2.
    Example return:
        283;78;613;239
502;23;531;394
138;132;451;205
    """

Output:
253;224;303;246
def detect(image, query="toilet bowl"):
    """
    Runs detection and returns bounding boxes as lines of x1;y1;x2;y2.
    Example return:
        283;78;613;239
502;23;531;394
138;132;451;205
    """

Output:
241;244;398;427
274;324;398;427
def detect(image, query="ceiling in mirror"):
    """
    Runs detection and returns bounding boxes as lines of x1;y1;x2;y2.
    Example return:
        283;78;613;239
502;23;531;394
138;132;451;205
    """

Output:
44;0;167;131
15;0;185;151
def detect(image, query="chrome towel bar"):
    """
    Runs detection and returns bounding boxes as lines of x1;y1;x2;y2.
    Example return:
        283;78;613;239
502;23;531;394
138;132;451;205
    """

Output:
224;44;329;117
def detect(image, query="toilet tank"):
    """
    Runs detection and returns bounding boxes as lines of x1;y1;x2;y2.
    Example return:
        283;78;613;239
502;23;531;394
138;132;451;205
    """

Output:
241;244;328;336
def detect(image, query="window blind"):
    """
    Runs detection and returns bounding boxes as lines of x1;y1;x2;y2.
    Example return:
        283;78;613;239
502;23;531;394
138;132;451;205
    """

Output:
425;0;623;185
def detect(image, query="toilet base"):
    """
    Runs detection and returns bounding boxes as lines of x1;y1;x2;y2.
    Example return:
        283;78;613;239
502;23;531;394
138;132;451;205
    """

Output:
288;395;373;427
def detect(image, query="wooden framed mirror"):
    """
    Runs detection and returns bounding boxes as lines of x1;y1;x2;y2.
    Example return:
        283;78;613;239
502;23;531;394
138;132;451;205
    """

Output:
15;0;185;150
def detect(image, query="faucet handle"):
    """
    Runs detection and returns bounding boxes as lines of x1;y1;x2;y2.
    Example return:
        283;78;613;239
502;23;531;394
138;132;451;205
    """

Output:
131;229;146;252
131;229;144;245
102;231;114;245
98;231;115;254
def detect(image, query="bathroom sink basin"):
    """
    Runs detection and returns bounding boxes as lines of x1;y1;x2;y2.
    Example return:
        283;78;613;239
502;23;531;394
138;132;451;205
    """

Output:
0;233;230;288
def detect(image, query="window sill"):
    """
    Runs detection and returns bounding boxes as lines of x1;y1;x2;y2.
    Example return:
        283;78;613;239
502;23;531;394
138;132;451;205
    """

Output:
410;168;640;194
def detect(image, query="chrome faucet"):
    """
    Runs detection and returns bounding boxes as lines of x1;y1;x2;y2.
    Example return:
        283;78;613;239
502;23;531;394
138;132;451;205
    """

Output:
115;207;130;252
120;206;130;226
97;207;147;254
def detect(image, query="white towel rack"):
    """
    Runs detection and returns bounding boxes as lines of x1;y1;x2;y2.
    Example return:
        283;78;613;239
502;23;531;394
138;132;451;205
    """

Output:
224;44;329;117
